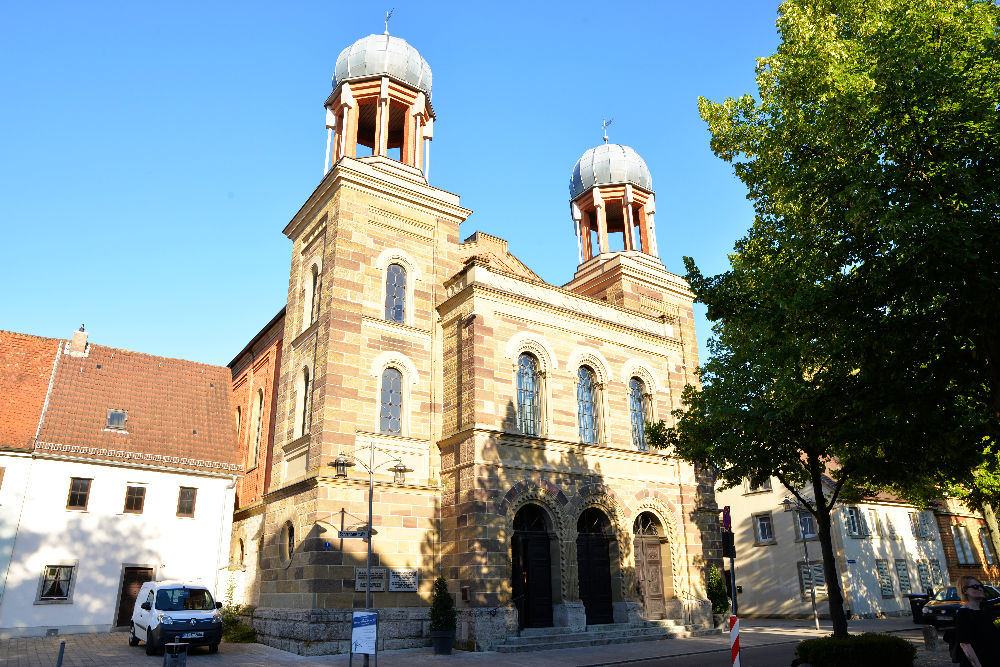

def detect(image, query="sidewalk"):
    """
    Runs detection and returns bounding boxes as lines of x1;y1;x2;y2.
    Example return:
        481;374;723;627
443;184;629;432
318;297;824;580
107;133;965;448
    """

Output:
0;617;950;667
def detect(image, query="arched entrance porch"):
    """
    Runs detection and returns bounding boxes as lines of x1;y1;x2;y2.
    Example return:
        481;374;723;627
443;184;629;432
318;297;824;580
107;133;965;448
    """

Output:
511;503;555;628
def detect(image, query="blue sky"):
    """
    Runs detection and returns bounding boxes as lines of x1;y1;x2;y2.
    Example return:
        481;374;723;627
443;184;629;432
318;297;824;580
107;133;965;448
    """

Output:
1;1;781;365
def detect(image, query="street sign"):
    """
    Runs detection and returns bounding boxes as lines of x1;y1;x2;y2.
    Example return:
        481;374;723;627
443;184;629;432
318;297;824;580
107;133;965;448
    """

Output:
722;505;732;531
339;530;367;539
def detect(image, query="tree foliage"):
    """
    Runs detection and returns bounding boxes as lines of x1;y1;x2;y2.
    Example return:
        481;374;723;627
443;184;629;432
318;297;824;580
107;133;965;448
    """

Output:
650;0;1000;638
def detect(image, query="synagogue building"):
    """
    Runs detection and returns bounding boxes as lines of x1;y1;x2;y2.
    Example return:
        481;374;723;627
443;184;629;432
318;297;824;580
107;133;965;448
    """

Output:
225;29;720;653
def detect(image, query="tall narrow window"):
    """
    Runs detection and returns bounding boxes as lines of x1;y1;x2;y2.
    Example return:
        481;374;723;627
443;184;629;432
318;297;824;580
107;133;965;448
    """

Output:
249;389;264;469
628;377;649;451
309;264;320;324
516;353;540;436
953;525;977;564
379;367;403;435
981;528;995;565
299;367;311;437
895;559;912;595
384;263;406;323
66;478;92;510
177;487;197;517
576;366;599;444
234;406;241;440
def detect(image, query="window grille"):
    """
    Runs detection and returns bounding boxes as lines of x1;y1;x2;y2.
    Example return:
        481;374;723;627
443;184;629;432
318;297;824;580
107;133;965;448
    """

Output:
895;559;912;596
876;559;894;598
917;561;932;593
576;366;599;444
929;559;944;586
379;367;403;435
628;378;649;452
516;353;540;436
384;263;406;323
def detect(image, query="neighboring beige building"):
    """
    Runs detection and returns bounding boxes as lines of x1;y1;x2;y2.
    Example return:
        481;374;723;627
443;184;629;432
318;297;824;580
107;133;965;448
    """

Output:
717;478;951;619
228;30;718;654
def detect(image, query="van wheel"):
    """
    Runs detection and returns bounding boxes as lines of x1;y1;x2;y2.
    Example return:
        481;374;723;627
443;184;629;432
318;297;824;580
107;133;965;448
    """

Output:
145;638;157;656
209;643;219;653
128;624;139;646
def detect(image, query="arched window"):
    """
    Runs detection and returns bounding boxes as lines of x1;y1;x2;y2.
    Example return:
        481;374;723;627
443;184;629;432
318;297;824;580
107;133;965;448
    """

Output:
299;367;311;437
516;353;541;436
308;264;320;325
577;366;600;444
281;521;294;563
629;377;649;452
250;389;264;469
384;263;406;323
379;367;403;435
234;406;241;440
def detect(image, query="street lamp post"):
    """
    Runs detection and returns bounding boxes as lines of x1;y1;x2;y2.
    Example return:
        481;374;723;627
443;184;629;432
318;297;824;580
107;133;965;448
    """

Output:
335;448;412;665
782;496;820;631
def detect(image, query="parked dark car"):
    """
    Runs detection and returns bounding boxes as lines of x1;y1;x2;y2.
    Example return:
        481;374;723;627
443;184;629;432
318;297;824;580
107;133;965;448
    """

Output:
921;585;1000;627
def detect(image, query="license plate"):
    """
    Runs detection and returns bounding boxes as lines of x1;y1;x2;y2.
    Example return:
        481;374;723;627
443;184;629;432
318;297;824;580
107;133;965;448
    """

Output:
181;631;204;638
937;614;952;621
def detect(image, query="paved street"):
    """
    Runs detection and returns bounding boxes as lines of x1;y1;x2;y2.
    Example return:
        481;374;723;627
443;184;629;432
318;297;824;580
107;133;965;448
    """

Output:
0;618;953;666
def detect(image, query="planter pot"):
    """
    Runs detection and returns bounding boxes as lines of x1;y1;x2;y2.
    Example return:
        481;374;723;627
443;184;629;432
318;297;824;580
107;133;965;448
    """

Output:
430;630;455;655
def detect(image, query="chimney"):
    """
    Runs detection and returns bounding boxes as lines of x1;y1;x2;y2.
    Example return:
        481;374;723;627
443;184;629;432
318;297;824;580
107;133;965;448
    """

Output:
69;324;88;357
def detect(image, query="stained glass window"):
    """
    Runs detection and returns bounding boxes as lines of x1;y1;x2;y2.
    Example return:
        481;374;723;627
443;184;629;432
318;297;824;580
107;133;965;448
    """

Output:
577;366;599;444
517;353;540;435
385;263;406;323
380;367;403;435
628;377;648;451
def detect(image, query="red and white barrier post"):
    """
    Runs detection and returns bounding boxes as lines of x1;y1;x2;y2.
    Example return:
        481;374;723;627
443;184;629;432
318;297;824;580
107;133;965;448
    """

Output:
729;615;740;667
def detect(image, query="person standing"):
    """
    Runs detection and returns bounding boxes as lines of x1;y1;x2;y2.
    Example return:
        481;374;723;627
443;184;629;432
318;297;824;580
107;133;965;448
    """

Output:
955;576;1000;667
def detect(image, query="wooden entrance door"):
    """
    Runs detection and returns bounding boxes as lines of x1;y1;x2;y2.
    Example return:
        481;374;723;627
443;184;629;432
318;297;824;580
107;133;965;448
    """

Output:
635;535;666;619
577;508;614;625
115;567;153;627
512;532;553;628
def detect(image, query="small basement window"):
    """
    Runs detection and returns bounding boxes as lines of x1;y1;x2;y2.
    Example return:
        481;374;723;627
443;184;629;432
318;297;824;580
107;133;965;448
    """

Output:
106;409;127;430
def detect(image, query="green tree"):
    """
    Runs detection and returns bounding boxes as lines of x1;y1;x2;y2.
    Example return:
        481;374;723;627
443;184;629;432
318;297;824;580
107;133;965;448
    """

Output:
651;0;1000;638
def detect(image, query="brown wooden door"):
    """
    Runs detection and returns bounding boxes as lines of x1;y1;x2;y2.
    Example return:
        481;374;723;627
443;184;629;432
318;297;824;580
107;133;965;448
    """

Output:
577;533;614;625
512;532;553;628
115;567;153;627
635;536;666;619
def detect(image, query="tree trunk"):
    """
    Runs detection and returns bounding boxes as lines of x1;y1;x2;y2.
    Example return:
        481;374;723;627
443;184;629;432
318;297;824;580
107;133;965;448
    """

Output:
811;461;849;638
977;502;1000;568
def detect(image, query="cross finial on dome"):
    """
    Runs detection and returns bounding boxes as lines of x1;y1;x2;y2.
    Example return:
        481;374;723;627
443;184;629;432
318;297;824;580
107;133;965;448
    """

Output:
602;118;613;144
384;8;394;35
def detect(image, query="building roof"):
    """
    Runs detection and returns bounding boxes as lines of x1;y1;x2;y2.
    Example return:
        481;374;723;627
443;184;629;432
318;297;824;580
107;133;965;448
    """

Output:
32;336;241;474
334;33;432;99
458;231;543;282
0;330;60;450
570;143;653;201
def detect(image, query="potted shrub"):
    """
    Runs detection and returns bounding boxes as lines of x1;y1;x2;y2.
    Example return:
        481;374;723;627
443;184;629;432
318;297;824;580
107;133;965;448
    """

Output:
706;564;730;627
429;575;457;655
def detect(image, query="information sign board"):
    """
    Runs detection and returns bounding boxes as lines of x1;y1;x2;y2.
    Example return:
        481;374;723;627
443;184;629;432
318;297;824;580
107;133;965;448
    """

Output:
355;567;386;592
388;569;419;592
351;611;377;655
338;530;367;539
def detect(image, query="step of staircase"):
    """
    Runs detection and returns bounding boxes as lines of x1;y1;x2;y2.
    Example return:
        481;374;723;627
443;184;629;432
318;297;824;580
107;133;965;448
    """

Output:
494;621;722;653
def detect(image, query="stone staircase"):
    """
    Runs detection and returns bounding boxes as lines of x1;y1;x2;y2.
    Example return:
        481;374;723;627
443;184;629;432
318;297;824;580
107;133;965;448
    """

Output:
494;619;723;653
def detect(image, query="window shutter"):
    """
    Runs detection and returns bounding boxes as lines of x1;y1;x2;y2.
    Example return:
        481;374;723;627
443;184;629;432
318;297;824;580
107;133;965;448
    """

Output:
917;561;932;593
919;512;935;540
799;562;827;599
859;509;871;537
876;560;894;598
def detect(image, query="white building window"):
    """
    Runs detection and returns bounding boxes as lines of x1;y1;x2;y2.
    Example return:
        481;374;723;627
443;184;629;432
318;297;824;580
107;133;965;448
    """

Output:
980;528;995;565
746;478;772;494
795;512;817;540
798;561;827;599
953;525;978;565
875;559;894;598
753;513;775;545
844;506;867;537
917;561;933;593
867;509;881;537
895;559;912;596
929;559;945;587
35;564;77;603
909;512;920;538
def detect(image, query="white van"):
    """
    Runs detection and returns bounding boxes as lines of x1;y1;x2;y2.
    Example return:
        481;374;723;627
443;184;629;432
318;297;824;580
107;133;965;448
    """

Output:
129;581;223;655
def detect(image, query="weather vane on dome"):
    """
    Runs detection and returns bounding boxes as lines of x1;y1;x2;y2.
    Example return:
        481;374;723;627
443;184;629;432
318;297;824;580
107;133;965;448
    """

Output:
384;8;394;34
602;118;614;144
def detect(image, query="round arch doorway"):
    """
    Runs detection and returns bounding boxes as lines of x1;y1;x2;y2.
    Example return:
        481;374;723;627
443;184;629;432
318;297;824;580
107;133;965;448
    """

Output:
511;504;554;628
577;507;615;625
634;512;669;619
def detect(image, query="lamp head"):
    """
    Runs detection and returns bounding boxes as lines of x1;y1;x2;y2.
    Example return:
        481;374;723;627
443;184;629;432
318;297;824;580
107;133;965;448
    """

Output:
334;454;355;479
391;461;413;484
782;497;793;512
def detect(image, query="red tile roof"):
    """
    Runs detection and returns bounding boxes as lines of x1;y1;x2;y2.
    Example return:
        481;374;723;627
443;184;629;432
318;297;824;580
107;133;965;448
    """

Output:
0;331;60;449
33;338;241;474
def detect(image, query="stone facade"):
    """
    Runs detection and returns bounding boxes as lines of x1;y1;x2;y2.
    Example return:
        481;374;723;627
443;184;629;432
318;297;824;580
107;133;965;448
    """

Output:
226;30;716;655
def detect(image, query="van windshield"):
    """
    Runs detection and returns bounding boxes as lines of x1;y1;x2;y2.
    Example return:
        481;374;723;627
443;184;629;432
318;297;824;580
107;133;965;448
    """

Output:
155;588;216;611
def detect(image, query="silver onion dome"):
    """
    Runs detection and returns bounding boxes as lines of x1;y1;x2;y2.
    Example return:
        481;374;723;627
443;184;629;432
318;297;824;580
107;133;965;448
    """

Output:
569;144;652;200
334;34;432;99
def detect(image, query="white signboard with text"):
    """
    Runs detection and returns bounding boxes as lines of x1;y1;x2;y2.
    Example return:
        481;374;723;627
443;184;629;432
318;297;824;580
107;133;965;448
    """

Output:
388;569;419;592
355;567;386;592
351;611;377;655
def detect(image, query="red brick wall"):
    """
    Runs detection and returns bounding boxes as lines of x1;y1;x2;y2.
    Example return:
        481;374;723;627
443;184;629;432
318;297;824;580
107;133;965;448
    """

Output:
0;331;60;449
231;321;283;509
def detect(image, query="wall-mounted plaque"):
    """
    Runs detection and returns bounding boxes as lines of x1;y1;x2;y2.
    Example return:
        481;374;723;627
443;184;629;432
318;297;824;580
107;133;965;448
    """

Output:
388;569;419;592
355;568;386;592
